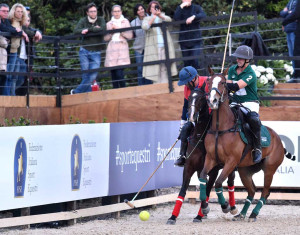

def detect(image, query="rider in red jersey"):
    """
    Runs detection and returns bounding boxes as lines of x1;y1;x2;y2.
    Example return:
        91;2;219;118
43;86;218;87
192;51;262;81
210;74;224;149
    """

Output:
175;66;209;166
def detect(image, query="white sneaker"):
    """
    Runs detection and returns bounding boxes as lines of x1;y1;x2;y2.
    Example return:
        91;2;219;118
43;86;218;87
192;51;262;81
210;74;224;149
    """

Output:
70;89;74;95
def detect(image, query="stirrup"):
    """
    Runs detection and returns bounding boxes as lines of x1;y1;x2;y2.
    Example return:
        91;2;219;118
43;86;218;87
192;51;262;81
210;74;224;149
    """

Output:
252;148;262;164
174;155;186;167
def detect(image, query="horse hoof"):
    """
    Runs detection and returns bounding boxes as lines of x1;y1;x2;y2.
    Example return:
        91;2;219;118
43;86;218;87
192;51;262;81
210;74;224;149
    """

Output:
230;206;238;215
232;214;245;221
202;206;210;215
248;217;257;222
166;219;176;225
193;215;202;223
221;202;230;213
248;212;257;222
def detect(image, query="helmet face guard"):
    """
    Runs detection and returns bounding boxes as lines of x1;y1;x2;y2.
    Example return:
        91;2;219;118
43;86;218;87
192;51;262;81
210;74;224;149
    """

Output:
232;45;253;60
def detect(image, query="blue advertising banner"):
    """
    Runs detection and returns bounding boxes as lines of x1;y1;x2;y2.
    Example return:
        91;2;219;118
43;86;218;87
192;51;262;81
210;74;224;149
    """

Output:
109;121;183;196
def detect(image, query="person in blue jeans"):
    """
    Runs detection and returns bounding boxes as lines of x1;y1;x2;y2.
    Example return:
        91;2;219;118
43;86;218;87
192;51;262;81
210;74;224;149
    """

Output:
280;0;298;69
72;3;106;94
174;0;206;69
131;4;152;86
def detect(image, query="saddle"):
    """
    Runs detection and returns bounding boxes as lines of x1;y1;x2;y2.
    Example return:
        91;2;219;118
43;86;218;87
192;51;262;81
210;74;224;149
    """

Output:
231;106;271;148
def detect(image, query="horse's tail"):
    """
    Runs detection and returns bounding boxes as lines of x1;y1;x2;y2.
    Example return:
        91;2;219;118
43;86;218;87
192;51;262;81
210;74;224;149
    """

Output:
284;148;296;161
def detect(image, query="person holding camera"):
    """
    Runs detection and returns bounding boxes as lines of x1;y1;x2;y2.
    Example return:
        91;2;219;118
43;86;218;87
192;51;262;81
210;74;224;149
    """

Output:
141;1;177;84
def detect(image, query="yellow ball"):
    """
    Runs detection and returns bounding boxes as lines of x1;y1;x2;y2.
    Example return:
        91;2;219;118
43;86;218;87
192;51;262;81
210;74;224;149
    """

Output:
139;210;150;221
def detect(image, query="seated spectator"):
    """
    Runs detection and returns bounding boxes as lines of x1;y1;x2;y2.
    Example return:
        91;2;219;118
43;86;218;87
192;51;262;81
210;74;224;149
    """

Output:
104;5;133;89
130;3;152;86
142;1;177;84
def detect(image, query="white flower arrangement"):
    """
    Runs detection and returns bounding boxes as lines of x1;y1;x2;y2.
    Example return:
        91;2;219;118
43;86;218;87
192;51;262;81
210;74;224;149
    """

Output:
283;64;294;81
251;65;278;86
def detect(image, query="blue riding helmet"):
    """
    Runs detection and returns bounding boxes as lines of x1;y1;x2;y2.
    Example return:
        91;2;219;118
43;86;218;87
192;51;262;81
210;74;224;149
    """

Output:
178;66;198;86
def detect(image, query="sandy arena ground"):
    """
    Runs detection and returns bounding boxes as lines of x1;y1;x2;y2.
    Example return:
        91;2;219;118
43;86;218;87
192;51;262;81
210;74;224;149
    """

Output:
1;201;300;235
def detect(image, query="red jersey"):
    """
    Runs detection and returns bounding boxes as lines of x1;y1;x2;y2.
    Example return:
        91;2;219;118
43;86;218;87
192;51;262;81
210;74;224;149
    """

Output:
184;76;209;100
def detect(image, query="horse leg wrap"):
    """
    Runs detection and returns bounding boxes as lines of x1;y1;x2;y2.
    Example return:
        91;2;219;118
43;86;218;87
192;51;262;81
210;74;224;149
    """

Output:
197;206;204;217
228;186;235;207
240;196;253;216
252;197;266;216
215;187;226;206
199;178;207;202
172;196;184;217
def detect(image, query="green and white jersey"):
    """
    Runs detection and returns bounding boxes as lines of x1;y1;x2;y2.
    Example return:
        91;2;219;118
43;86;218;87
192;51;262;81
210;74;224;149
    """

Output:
228;64;259;103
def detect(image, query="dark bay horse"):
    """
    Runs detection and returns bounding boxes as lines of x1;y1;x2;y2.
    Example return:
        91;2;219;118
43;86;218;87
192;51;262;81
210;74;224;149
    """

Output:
199;67;295;222
167;85;237;225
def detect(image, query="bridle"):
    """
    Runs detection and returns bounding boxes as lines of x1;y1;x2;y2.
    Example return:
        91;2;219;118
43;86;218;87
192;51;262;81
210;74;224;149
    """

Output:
208;75;228;108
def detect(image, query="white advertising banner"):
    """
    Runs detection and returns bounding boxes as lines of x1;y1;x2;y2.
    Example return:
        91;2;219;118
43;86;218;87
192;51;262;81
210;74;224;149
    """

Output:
0;124;110;211
190;121;300;188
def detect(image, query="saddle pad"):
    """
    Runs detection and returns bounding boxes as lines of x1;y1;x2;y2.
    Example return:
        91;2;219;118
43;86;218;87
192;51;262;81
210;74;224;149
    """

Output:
239;125;271;147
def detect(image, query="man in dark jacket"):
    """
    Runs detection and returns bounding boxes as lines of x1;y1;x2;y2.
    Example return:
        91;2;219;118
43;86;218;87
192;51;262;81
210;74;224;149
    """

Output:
283;0;300;83
174;0;206;69
72;2;106;94
280;0;298;69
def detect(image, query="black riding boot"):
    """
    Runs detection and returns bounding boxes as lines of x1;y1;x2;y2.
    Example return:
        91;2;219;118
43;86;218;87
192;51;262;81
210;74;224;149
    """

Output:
246;112;262;164
174;141;188;167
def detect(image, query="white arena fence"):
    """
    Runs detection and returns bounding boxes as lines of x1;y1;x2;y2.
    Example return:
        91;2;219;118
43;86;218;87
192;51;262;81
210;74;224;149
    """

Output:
0;120;299;212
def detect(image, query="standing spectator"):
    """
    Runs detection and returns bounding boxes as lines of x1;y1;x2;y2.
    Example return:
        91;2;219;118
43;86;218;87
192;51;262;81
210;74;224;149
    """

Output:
283;0;300;83
142;1;177;84
0;34;8;94
72;2;106;94
6;3;29;96
0;3;23;95
130;4;152;86
174;0;206;69
16;16;43;95
280;0;297;68
104;5;133;89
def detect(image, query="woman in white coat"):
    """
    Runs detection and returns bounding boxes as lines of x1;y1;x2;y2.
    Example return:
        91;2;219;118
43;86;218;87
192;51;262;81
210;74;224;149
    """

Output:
142;1;177;84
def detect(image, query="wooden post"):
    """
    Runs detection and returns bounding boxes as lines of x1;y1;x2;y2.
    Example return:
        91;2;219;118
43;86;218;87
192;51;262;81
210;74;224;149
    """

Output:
66;201;77;225
110;196;120;218
20;207;30;229
147;190;157;209
188;186;198;204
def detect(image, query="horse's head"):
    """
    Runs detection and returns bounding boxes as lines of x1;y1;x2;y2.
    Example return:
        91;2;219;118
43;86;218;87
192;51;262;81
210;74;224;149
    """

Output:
207;66;229;110
188;87;208;123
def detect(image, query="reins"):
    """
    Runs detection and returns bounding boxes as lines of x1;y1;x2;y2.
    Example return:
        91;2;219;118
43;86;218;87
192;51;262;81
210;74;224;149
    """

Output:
207;77;240;164
185;89;211;160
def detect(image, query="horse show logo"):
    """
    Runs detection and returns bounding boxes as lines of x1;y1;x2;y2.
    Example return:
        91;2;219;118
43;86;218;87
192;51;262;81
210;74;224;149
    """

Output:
14;138;27;198
71;135;82;190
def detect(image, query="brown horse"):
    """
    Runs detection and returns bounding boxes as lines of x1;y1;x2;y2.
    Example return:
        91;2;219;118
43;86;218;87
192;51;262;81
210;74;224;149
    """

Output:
199;67;295;222
167;85;237;225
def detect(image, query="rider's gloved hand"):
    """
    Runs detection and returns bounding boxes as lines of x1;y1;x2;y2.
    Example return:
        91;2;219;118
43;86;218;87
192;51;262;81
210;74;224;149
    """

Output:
226;83;240;93
178;120;187;139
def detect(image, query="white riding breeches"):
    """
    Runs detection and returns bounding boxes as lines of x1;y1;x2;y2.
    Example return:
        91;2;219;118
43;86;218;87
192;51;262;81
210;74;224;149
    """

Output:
230;101;260;114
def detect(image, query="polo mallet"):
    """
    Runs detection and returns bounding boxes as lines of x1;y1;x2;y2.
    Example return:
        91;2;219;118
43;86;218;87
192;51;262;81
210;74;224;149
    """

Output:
124;138;179;208
221;0;236;73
